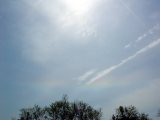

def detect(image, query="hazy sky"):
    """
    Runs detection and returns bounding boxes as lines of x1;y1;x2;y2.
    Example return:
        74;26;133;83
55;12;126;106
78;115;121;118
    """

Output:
0;0;160;119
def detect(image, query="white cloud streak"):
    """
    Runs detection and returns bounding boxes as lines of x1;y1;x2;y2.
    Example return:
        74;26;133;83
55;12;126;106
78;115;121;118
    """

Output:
78;69;96;82
136;24;160;43
124;24;160;48
87;38;160;85
124;43;131;49
136;33;147;42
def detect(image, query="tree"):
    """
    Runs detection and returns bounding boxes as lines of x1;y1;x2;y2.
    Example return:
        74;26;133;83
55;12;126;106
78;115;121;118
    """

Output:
70;101;102;120
47;95;102;120
111;106;151;120
17;95;102;120
158;109;160;117
18;105;45;120
139;113;150;120
47;95;72;120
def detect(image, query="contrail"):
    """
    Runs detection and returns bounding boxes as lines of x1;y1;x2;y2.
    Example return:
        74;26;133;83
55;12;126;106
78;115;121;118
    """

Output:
118;0;146;27
86;38;160;85
78;69;96;82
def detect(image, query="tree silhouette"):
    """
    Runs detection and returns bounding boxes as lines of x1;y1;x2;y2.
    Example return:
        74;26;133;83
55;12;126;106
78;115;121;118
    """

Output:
17;96;153;120
47;95;102;120
70;101;102;120
158;109;160;117
47;95;72;120
17;95;102;120
18;105;45;120
111;106;151;120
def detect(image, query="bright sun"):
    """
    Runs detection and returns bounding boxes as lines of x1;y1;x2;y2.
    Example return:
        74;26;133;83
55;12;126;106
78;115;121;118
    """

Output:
64;0;94;16
59;0;98;29
35;0;99;35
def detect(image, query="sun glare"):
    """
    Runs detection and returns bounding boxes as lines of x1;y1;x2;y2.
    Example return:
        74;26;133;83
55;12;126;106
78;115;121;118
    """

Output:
58;0;99;30
64;0;93;15
33;0;99;36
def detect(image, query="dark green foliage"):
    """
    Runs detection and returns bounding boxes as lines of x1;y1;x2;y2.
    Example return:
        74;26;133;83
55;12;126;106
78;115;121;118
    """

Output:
112;106;151;120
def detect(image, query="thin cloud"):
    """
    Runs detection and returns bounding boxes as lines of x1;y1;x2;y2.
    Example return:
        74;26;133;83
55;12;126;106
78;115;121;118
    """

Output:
78;69;96;82
124;24;160;48
136;33;147;42
124;43;131;49
119;0;145;26
87;38;160;85
136;24;160;43
21;0;99;66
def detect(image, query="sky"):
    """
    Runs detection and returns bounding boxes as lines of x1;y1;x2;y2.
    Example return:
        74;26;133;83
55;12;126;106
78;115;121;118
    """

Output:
0;0;160;119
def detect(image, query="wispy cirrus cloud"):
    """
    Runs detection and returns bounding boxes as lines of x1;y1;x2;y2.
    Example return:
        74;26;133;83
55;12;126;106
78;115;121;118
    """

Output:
125;24;160;49
86;38;160;85
78;69;97;82
119;0;145;26
136;33;147;43
124;43;131;49
136;24;160;42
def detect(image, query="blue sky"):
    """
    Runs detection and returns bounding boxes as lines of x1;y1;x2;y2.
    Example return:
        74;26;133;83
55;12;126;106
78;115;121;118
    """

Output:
0;0;160;119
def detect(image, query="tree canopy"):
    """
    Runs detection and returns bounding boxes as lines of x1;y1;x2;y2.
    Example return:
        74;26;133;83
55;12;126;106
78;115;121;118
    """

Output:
158;109;160;117
17;95;102;120
16;95;154;120
111;106;151;120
